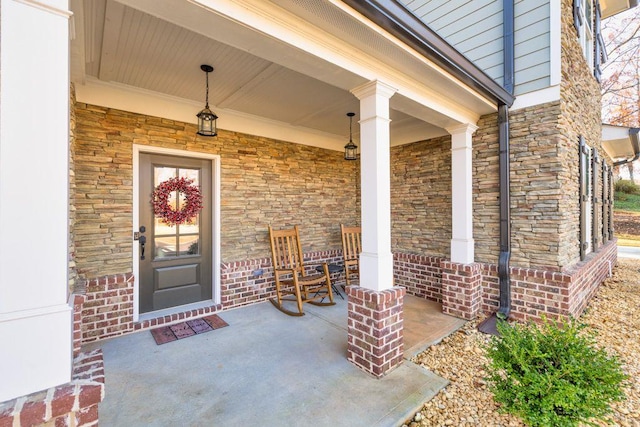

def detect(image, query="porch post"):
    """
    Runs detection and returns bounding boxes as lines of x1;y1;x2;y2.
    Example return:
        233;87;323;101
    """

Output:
447;124;478;264
346;80;405;378
350;80;396;292
0;0;73;401
441;124;483;320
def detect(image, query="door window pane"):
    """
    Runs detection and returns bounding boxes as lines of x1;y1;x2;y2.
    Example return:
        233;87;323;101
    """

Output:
179;235;199;256
152;165;202;259
155;236;177;258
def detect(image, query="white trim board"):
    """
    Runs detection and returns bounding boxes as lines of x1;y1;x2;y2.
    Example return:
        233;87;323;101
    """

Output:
132;144;221;322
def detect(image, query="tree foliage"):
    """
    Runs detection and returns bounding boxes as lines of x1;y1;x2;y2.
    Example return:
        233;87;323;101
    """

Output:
601;8;640;127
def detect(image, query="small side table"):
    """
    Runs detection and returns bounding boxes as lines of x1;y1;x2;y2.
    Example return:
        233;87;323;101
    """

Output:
316;263;344;300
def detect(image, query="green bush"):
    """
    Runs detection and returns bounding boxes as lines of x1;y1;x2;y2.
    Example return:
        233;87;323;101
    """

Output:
615;179;640;195
485;318;628;427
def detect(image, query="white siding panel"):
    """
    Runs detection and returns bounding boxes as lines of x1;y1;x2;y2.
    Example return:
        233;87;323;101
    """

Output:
399;0;552;96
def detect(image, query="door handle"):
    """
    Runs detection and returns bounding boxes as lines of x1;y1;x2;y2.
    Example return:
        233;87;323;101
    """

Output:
139;235;147;260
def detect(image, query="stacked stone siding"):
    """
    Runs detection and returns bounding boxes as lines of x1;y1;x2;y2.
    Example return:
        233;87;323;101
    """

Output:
73;103;359;281
560;0;608;262
69;84;78;292
391;137;451;258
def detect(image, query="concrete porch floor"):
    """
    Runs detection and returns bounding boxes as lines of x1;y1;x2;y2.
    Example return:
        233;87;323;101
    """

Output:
84;294;465;427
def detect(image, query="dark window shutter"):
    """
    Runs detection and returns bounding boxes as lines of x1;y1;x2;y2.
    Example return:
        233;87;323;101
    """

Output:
594;1;606;82
579;136;588;260
609;167;614;237
602;162;610;241
592;150;600;250
574;0;583;37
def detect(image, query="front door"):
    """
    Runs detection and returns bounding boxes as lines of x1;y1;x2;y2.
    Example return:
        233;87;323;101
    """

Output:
139;153;212;314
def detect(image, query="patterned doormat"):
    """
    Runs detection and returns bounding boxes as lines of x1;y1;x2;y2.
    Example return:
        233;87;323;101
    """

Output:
150;314;229;345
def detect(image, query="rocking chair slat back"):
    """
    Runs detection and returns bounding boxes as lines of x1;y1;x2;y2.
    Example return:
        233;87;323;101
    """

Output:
267;225;335;316
269;225;304;274
340;224;361;286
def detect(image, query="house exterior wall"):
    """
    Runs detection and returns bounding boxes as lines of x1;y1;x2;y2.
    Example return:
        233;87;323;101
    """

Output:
71;0;613;342
73;103;359;280
400;0;551;96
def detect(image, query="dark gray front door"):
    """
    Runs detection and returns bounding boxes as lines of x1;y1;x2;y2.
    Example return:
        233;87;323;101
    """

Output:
139;153;212;314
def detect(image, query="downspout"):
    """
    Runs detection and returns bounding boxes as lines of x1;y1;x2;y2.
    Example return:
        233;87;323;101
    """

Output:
480;1;514;333
497;0;515;320
497;0;515;321
498;103;511;320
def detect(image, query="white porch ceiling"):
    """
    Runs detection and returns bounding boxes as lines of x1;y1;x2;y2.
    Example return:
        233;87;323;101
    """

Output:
70;0;498;151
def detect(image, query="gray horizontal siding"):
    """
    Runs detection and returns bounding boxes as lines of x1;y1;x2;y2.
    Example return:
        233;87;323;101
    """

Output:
398;0;551;97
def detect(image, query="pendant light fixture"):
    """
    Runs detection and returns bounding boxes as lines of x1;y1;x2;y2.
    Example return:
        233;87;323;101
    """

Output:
344;112;358;160
196;64;218;137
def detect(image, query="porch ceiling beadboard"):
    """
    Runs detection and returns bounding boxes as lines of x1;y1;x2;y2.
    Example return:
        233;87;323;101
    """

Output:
70;0;498;152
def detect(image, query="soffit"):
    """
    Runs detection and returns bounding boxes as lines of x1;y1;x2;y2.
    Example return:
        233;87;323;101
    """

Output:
72;0;497;147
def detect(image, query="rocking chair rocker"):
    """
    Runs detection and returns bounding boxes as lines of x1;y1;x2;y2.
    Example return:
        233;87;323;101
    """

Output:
268;225;335;316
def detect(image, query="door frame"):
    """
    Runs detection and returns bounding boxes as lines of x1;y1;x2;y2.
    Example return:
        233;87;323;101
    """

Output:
132;144;221;322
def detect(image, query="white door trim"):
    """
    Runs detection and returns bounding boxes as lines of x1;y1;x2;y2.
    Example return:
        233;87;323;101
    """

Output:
132;144;221;322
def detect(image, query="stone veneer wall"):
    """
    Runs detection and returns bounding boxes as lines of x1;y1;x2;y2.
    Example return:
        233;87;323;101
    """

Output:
73;103;359;279
559;0;608;262
391;137;451;258
390;103;578;270
69;84;78;291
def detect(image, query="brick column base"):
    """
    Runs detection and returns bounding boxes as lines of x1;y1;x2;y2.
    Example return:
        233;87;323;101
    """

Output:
346;286;405;378
0;350;105;427
441;261;482;320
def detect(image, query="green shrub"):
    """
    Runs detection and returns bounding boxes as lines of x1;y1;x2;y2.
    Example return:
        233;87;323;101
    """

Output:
485;318;628;427
615;179;640;195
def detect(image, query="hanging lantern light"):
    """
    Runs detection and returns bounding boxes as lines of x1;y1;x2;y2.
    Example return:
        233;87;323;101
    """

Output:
344;112;358;160
196;64;218;137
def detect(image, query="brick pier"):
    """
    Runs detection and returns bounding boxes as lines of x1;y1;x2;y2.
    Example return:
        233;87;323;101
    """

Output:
346;286;406;378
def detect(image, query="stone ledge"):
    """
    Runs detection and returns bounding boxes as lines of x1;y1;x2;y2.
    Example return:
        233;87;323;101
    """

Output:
0;349;105;427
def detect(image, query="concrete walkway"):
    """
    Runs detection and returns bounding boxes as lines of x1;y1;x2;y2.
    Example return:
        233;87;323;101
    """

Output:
85;295;463;427
618;245;640;259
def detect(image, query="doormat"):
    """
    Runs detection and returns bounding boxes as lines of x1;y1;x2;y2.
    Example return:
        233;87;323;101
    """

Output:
150;314;229;345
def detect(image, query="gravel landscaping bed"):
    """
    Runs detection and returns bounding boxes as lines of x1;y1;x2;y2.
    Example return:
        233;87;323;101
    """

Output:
404;258;640;427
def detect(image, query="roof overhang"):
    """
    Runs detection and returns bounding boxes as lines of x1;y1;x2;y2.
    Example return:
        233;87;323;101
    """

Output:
341;0;515;107
602;124;640;165
601;0;639;18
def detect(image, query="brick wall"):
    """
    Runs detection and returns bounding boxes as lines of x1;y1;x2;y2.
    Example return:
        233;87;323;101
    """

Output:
76;250;342;342
73;103;359;280
0;350;104;427
346;286;405;377
392;239;616;324
393;252;444;302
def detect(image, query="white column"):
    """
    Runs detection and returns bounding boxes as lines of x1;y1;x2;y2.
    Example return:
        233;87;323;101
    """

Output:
0;0;72;401
447;124;478;265
350;80;397;292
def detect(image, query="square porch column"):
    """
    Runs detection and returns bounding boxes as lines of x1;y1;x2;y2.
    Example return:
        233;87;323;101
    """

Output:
447;124;478;264
442;124;483;320
348;80;405;377
0;0;73;401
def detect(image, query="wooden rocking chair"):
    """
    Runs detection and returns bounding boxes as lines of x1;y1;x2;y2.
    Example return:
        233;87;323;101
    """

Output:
341;224;361;287
268;225;335;316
